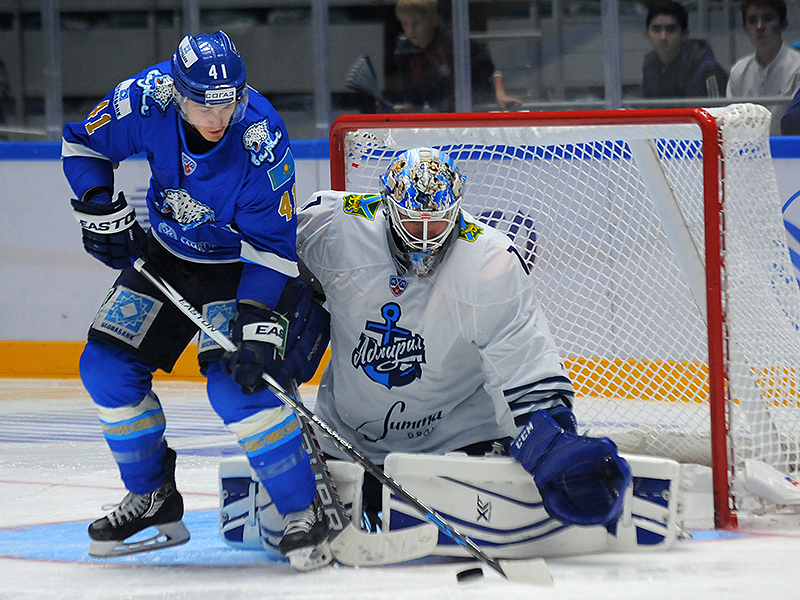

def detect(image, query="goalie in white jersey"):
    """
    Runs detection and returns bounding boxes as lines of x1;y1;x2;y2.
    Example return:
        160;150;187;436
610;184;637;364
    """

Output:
296;147;632;533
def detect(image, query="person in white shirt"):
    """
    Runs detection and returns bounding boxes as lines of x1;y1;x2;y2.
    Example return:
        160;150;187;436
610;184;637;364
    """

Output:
727;0;800;134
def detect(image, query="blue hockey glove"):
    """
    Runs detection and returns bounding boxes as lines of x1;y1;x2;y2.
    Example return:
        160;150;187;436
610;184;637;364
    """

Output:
71;192;147;269
221;278;330;395
273;295;330;387
221;302;287;395
509;409;631;527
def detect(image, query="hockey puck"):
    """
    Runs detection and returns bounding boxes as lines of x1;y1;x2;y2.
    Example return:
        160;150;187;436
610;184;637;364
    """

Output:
456;567;484;584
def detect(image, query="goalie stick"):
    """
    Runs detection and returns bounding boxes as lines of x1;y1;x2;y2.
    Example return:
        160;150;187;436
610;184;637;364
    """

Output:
292;380;439;566
132;256;553;585
131;257;435;566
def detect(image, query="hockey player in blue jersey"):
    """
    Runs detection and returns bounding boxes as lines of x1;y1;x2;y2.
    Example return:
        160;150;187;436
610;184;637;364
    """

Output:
62;31;331;571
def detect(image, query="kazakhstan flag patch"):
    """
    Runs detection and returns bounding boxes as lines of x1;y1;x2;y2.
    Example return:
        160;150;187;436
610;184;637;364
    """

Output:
268;149;295;191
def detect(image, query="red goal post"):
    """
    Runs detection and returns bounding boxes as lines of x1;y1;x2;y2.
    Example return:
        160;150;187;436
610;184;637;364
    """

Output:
328;106;800;530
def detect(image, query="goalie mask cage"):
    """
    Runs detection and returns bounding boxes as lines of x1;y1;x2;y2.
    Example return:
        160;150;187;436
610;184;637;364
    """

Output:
329;104;800;529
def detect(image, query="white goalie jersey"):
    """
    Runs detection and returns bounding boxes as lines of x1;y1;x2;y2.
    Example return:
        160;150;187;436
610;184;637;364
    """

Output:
297;191;574;464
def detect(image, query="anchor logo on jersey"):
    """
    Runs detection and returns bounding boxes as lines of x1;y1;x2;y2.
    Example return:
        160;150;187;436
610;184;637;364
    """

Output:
351;302;425;389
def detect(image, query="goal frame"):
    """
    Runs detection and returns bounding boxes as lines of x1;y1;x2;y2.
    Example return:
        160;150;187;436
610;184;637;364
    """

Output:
328;109;733;529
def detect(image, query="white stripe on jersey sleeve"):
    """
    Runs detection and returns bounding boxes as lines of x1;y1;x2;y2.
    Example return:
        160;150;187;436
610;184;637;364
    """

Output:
241;239;300;278
61;139;112;161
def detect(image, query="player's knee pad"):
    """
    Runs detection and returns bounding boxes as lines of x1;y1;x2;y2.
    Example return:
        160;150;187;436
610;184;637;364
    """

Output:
510;409;632;527
96;391;168;494
79;339;154;408
227;404;315;515
205;359;283;424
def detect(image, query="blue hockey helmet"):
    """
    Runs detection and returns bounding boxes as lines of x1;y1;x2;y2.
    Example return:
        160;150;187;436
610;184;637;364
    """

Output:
171;30;249;125
381;147;466;277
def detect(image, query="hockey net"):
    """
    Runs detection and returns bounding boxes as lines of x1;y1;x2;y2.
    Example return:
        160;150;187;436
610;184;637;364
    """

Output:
328;105;800;527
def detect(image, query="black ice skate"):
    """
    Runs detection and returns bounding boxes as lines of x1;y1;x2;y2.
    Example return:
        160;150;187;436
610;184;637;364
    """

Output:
87;448;190;558
278;496;333;571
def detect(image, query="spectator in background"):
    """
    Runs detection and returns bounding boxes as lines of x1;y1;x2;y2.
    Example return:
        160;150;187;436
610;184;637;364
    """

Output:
641;1;727;98
391;0;520;112
780;84;800;133
727;0;800;135
0;60;9;125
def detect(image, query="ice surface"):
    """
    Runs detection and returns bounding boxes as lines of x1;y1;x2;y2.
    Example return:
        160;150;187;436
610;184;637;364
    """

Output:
2;378;799;600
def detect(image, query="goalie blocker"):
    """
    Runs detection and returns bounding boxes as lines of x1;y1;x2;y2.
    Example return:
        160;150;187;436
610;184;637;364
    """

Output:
218;451;680;561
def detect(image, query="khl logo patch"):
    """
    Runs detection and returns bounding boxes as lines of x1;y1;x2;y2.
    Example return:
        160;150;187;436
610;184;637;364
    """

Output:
182;152;197;176
389;275;407;297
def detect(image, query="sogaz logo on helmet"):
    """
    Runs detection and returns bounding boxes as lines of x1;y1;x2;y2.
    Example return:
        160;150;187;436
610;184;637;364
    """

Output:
206;87;235;105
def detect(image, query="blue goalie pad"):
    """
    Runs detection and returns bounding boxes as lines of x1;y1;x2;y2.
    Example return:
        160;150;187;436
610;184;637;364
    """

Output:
510;409;632;527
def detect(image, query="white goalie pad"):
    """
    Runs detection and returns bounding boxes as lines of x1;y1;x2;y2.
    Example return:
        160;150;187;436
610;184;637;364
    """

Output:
218;456;364;556
382;452;680;558
743;459;800;507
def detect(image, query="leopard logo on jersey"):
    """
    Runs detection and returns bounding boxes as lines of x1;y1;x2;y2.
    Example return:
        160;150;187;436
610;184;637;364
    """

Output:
136;69;174;117
159;188;215;231
351;302;425;390
343;194;382;221
242;118;282;167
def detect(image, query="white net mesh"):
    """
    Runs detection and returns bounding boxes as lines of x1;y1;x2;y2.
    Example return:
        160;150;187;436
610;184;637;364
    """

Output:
711;105;800;477
333;104;800;514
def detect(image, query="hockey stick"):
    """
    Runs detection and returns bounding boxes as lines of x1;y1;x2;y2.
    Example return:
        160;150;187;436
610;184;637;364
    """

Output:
132;257;552;585
345;55;394;113
291;380;439;566
293;379;351;537
131;257;434;565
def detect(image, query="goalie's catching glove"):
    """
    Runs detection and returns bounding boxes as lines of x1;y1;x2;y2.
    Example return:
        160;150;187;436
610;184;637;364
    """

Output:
509;408;631;527
221;278;330;395
71;191;147;269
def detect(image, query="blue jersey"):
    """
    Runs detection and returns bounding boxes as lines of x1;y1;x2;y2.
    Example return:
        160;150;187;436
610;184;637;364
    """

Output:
62;61;298;307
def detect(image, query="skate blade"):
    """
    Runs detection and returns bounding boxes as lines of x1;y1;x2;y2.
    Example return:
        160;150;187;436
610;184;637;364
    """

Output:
284;539;333;572
88;521;190;558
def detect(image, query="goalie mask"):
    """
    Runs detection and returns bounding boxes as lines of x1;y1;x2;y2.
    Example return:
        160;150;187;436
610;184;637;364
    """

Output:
381;147;465;277
172;30;249;128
